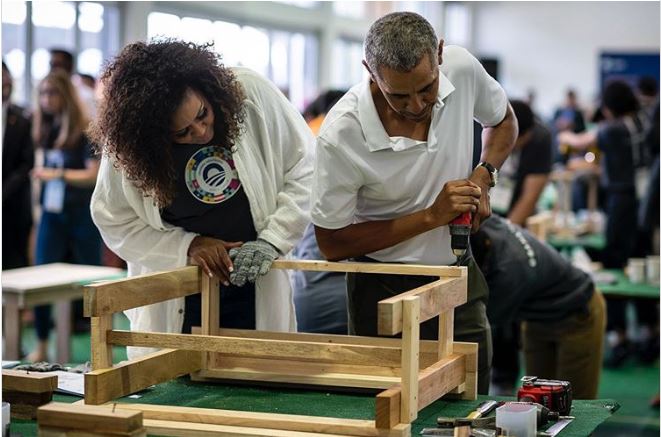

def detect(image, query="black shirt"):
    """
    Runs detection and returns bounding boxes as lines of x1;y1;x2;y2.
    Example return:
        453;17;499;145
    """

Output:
509;122;553;212
474;216;594;326
597;118;639;192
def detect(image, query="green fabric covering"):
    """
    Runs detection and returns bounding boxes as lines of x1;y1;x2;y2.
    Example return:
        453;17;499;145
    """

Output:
11;377;616;436
597;269;660;298
548;233;606;251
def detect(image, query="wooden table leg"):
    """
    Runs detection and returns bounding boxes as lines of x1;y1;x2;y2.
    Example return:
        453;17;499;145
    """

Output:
3;294;22;360
55;300;71;364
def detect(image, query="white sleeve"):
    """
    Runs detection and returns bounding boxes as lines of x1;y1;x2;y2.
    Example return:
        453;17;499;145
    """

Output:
310;136;362;229
90;155;197;271
242;73;314;254
470;52;508;127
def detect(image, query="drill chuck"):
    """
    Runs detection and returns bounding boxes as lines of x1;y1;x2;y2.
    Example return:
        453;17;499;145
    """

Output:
449;212;472;257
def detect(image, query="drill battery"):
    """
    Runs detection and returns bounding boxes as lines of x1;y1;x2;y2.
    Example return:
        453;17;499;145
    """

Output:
517;376;573;416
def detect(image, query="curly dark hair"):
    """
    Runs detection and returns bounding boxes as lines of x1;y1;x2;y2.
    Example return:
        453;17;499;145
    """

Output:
89;40;245;206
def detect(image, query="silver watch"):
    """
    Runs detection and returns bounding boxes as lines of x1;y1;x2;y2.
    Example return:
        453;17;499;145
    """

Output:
476;161;498;187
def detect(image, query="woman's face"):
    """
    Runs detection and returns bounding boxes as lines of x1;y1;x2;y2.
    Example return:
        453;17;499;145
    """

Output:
39;81;64;115
171;89;215;145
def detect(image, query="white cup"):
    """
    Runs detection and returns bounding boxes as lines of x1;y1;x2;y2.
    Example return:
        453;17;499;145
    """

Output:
646;256;660;285
627;258;646;284
496;403;537;437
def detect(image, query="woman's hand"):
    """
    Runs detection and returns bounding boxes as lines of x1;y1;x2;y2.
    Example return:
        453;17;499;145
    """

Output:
32;167;64;182
228;239;279;287
187;236;243;285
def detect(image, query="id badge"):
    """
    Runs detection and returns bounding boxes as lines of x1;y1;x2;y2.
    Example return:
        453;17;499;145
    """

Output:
43;178;65;213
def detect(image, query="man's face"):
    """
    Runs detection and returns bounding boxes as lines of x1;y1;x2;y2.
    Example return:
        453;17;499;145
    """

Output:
373;54;439;123
50;53;72;75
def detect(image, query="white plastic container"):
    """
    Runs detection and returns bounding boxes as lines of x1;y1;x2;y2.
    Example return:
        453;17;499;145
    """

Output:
496;403;537;437
646;256;660;285
627;258;646;284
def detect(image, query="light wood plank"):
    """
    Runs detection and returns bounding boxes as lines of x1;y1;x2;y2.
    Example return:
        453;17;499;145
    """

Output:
375;387;401;429
37;402;143;434
378;276;467;336
107;331;402;367
38;426;147;437
2;370;58;393
437;310;454;360
90;315;113;370
400;297;419;423
200;275;220;370
84;349;202;405
417;354;466;410
84;266;200;317
272;259;465;277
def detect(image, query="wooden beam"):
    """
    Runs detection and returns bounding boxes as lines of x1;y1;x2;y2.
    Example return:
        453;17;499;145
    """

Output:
375;387;401;429
38;426;147;437
107;331;402;367
400;297;420;423
91;403;409;437
143;419;410;437
377;276;467;336
90;315;113;370
417;353;466;410
84;349;202;405
271;259;465;277
200;274;220;370
37;402;143;434
437;310;454;360
84;266;200;317
2;370;58;393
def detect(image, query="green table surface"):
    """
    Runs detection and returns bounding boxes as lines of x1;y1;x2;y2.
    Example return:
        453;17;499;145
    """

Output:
548;233;606;251
596;269;660;299
11;376;618;436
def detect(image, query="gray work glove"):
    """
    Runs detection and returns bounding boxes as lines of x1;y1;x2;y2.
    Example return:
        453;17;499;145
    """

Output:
229;239;279;287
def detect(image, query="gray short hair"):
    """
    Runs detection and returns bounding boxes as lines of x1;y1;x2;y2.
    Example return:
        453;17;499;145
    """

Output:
364;12;438;77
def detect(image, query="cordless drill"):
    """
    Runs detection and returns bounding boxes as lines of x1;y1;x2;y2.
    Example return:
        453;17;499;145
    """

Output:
449;212;472;265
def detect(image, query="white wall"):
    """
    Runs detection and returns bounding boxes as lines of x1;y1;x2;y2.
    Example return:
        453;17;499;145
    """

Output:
472;1;660;119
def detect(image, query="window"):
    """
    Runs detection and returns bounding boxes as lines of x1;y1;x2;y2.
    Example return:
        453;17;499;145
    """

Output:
444;2;471;47
331;39;366;90
2;1;27;104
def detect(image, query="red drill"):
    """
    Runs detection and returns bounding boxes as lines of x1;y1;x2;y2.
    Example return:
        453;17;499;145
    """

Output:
449;212;472;261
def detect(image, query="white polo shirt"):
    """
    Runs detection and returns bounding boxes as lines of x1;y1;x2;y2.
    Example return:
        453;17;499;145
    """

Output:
311;45;508;265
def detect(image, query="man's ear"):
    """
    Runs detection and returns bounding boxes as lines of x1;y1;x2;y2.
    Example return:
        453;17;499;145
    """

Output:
362;60;377;82
437;39;445;65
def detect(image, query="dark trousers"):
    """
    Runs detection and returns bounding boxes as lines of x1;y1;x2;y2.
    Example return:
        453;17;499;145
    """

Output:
34;207;102;341
346;256;492;395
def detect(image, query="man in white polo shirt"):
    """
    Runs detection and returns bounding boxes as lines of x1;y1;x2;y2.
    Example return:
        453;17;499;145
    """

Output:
310;12;517;394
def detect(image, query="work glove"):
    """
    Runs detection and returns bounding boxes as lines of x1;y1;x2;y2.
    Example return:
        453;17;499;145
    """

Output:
229;239;279;287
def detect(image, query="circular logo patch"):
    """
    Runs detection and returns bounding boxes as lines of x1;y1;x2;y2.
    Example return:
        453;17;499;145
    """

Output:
185;146;241;204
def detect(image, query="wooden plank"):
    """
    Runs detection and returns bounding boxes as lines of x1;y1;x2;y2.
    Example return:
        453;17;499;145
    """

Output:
144;419;410;437
437;310;454;360
37;402;143;433
378;276;467;336
107;331;402;367
272;259;465;277
200;275;220;370
38;426;147;437
90;315;113;370
375;387;401;429
400;297;419;423
84;349;202;405
191;368;399;389
417;354;466;410
84;266;200;317
92;403;410;437
2;370;58;393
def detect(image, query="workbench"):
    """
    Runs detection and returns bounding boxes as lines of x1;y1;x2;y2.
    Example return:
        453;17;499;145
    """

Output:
596;269;660;299
11;376;618;436
2;263;125;363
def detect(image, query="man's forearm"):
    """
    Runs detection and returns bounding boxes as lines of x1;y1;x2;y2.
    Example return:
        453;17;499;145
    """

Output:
314;210;438;261
480;103;518;169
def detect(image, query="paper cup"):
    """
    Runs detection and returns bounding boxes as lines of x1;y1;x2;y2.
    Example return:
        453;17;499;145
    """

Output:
627;258;646;284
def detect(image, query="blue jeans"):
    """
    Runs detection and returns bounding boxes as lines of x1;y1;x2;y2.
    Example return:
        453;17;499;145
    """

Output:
34;205;102;341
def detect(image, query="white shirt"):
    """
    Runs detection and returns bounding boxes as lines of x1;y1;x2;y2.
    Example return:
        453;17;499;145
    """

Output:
311;45;507;266
91;67;314;359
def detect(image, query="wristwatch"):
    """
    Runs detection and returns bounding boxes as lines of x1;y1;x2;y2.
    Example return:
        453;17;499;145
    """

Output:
476;161;498;187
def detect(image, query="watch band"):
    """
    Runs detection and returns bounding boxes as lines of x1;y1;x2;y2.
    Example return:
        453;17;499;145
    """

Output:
476;161;498;187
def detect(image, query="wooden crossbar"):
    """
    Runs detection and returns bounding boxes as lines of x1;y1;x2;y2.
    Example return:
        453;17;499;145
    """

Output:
107;330;402;367
84;266;200;317
377;276;467;336
38;402;144;434
271;260;465;277
2;370;58;393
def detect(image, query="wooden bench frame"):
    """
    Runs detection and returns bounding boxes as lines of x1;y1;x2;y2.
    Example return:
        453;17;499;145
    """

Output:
83;260;477;437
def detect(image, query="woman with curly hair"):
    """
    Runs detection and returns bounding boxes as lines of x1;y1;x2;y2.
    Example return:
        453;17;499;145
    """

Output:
30;70;101;362
89;40;313;358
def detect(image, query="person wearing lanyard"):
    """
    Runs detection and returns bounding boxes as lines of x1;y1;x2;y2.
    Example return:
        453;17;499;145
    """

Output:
310;12;518;394
88;40;313;359
29;70;101;362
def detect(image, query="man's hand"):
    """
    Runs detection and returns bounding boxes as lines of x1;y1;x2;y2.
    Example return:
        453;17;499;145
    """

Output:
468;166;492;231
427;179;481;226
187;236;243;285
228;239;279;287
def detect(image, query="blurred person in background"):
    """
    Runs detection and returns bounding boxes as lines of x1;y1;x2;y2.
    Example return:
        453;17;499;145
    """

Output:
2;61;34;270
553;88;586;134
28;70;101;362
49;48;97;119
